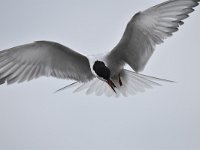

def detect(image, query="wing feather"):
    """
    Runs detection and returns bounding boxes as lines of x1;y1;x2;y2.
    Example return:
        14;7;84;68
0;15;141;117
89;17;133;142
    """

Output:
0;41;94;85
106;0;199;72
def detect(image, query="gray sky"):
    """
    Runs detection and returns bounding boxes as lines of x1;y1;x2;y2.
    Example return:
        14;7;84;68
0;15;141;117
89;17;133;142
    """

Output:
0;0;200;150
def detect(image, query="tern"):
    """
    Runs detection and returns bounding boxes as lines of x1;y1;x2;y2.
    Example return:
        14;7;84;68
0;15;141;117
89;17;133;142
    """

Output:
0;0;199;97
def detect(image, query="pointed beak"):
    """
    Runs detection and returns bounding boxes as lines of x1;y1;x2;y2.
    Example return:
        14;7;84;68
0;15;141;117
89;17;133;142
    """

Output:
107;79;117;93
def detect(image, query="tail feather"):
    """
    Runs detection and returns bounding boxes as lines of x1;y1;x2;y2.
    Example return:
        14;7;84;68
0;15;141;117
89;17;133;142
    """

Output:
55;69;174;97
54;81;80;93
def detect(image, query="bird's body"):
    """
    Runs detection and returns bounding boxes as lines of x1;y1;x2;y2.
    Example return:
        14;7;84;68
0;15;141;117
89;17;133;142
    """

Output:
0;0;199;97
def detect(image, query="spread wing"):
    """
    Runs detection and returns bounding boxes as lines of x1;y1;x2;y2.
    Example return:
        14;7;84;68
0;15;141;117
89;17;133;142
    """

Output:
106;0;199;72
0;41;94;85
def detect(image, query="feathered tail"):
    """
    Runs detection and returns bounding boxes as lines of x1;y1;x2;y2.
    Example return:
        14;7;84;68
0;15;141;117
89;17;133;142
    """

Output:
55;69;174;97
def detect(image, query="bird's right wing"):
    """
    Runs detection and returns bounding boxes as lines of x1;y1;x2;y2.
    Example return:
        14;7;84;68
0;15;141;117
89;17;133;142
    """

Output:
0;41;94;85
106;0;199;72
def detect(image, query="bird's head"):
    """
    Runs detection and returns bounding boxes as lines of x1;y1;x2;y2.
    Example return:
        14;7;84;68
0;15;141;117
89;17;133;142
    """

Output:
93;61;116;93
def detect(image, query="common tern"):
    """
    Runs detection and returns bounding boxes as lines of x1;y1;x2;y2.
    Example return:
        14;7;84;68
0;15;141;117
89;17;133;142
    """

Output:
0;0;199;97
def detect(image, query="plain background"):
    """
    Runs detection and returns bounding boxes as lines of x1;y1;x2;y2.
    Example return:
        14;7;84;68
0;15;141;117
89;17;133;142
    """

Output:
0;0;200;150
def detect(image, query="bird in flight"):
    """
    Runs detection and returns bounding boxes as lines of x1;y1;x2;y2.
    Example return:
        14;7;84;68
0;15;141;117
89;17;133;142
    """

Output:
0;0;199;97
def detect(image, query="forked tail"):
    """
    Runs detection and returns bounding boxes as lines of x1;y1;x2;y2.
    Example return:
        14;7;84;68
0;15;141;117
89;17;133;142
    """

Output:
55;69;174;97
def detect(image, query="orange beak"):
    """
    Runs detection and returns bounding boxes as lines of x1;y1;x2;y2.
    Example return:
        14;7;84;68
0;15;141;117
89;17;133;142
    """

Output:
107;79;117;93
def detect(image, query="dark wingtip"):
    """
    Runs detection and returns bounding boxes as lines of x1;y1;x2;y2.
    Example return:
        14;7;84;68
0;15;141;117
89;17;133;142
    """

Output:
0;75;8;85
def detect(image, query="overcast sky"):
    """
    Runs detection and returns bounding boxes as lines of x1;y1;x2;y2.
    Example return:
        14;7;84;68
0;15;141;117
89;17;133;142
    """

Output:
0;0;200;150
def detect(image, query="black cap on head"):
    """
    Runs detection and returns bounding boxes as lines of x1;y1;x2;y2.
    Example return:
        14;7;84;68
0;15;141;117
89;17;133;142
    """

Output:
93;61;110;80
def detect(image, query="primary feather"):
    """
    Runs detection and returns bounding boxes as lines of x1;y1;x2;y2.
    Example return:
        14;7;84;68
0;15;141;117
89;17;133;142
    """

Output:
0;41;94;84
107;0;199;72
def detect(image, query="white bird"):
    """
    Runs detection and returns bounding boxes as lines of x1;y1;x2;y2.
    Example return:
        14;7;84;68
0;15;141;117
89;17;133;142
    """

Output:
0;0;199;97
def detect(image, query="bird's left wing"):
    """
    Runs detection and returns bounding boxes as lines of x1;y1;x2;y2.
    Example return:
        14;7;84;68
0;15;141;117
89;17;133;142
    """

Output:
106;0;199;72
0;41;94;84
